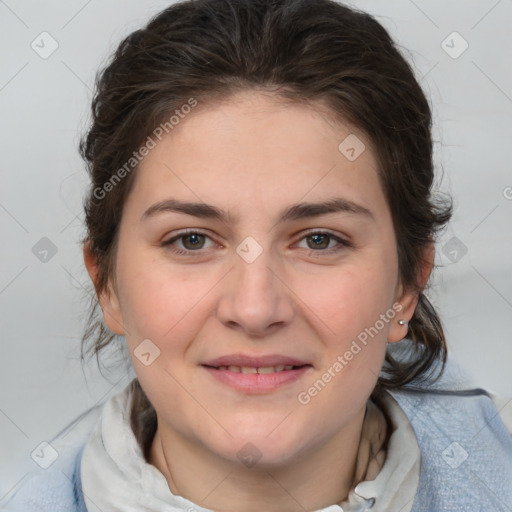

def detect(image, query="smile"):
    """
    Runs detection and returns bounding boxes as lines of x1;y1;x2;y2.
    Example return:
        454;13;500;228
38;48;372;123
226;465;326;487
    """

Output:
201;364;313;394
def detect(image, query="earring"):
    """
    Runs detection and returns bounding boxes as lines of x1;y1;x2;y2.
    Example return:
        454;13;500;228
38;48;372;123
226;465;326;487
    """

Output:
387;319;409;345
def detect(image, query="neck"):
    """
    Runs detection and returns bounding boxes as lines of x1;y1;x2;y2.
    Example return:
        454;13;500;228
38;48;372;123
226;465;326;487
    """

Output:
148;406;367;512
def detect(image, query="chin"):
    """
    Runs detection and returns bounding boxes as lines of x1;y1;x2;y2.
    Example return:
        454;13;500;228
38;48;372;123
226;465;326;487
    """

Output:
208;422;311;469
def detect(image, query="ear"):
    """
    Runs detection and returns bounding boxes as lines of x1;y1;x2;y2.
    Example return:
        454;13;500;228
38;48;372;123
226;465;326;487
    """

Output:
83;242;125;336
387;242;435;343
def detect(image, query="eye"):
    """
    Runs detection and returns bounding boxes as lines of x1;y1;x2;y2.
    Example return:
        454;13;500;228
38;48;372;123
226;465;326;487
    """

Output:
161;229;351;257
295;230;351;255
162;229;216;255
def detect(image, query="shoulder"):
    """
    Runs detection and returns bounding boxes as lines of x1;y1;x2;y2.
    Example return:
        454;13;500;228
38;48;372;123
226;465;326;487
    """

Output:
0;403;102;512
387;348;512;511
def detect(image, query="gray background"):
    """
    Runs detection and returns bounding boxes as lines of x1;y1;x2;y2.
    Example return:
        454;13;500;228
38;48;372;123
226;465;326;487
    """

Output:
1;0;511;501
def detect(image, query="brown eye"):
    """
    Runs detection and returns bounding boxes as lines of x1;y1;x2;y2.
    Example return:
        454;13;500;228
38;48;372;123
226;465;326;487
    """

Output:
180;233;206;250
306;233;331;250
162;230;216;256
296;230;351;255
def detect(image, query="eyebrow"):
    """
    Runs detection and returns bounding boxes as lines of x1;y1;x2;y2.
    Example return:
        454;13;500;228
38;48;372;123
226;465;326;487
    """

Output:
140;197;374;224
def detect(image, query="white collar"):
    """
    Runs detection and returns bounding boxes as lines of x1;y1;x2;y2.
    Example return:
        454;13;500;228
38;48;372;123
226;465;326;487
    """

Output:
80;383;420;512
336;390;421;512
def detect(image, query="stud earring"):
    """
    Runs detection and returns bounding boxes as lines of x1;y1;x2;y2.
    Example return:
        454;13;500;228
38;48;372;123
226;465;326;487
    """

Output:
398;319;408;326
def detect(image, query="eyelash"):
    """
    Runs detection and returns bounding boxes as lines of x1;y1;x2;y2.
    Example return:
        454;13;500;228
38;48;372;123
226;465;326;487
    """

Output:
161;228;351;257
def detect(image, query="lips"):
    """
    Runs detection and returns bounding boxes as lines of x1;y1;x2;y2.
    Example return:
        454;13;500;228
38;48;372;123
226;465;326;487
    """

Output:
201;354;313;393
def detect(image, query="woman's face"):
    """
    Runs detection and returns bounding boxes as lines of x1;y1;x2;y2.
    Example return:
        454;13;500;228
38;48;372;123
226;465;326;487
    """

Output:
91;90;419;467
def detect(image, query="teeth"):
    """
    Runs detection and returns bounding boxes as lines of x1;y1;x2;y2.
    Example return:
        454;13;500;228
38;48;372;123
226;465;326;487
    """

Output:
257;366;275;374
217;365;298;373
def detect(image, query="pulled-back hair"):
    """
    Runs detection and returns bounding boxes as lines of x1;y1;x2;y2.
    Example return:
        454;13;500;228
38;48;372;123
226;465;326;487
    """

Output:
80;0;452;397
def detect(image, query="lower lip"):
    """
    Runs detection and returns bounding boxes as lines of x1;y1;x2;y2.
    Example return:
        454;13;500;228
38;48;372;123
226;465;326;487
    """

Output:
202;365;312;394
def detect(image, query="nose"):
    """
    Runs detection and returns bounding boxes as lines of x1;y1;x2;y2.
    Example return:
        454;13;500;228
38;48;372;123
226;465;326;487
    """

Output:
216;246;295;338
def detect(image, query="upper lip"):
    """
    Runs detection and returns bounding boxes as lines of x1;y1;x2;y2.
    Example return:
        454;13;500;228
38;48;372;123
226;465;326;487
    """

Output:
202;354;311;368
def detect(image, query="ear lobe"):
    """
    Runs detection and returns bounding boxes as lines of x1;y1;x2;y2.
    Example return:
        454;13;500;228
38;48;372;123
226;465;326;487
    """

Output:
83;242;125;336
387;287;418;343
387;242;435;343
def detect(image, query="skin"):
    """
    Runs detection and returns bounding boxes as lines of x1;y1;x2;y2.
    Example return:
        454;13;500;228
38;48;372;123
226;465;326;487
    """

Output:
84;89;433;512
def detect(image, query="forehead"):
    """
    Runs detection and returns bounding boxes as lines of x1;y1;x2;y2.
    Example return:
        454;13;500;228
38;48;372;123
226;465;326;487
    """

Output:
125;90;388;224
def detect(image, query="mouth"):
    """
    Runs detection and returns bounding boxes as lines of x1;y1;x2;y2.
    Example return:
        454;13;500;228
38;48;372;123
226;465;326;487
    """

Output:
200;355;313;394
203;364;310;373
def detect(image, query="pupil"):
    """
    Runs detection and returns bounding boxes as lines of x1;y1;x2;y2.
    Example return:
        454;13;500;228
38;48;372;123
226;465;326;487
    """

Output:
184;234;204;249
309;234;328;249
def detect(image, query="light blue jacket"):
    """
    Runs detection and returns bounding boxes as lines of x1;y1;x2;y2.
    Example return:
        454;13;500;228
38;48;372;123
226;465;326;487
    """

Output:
2;357;512;511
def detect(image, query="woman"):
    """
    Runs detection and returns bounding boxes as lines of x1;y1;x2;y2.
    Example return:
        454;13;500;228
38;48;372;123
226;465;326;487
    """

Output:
5;0;511;510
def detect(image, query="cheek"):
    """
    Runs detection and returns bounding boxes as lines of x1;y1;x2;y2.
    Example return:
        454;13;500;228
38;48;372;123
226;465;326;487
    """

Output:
115;255;211;414
300;259;396;391
308;260;397;337
116;251;217;344
296;268;391;419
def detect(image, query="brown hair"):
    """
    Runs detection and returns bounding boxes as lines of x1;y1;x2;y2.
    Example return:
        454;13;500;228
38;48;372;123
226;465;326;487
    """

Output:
80;0;452;403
